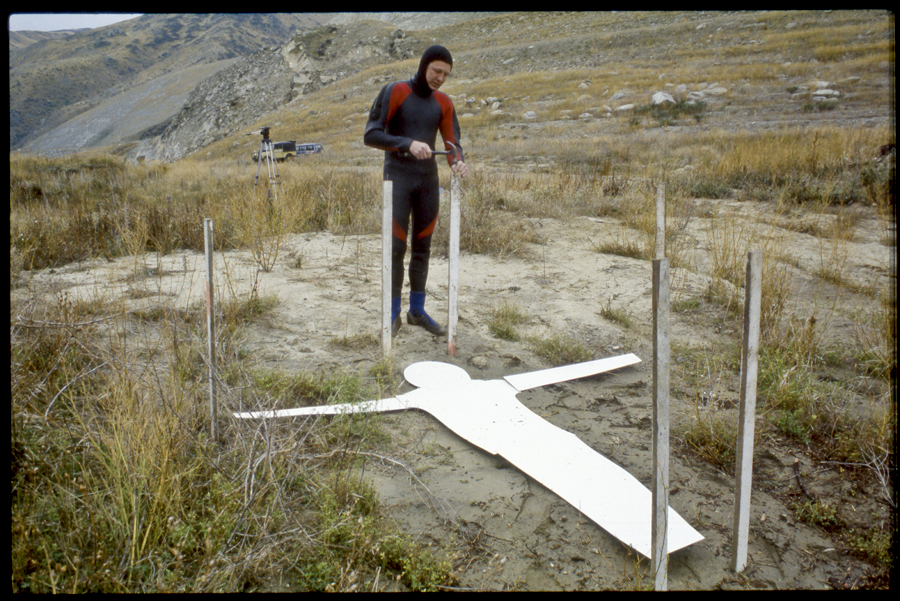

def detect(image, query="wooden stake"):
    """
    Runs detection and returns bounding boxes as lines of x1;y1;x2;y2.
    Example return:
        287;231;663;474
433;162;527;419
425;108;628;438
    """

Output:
656;183;666;260
652;257;670;590
382;180;393;358
732;251;761;572
448;174;460;356
204;218;217;441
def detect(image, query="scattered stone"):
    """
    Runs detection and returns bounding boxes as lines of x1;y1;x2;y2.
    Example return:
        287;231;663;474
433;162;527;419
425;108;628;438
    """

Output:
470;355;488;369
652;91;676;105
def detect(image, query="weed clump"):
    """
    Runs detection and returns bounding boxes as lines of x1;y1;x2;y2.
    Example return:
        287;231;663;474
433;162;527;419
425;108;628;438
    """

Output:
10;276;450;592
528;333;592;366
488;300;529;341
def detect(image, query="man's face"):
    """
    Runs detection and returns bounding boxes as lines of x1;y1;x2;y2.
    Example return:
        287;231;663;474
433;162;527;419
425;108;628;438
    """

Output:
425;60;451;91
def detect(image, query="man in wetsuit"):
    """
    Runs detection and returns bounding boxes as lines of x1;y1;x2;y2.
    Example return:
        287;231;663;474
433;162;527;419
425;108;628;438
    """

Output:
364;45;469;337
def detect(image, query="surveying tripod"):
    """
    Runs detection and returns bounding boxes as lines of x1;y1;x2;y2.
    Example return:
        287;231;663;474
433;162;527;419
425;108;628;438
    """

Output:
249;126;280;201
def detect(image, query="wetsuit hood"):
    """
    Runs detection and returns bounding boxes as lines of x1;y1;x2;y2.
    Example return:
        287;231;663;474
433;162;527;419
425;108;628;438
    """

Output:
411;45;453;97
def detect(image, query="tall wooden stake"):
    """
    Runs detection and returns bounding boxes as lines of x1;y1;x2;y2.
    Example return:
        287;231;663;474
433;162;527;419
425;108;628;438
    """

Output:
732;251;762;572
655;183;666;260
448;174;461;356
652;257;670;590
382;180;393;358
204;218;217;441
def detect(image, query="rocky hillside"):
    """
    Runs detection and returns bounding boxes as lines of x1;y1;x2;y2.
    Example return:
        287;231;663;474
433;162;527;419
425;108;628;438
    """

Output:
11;12;492;156
10;13;325;151
13;11;891;162
141;19;413;161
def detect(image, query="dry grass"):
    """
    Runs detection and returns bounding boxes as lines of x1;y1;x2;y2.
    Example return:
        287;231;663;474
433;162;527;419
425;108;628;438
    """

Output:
10;266;454;592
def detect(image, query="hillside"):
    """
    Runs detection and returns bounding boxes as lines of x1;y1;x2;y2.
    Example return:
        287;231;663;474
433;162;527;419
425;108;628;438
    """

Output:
13;11;892;163
10;13;493;154
167;10;893;165
9;13;325;150
8;28;81;52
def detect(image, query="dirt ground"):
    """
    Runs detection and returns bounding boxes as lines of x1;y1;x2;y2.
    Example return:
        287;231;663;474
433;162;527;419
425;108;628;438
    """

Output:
26;194;892;590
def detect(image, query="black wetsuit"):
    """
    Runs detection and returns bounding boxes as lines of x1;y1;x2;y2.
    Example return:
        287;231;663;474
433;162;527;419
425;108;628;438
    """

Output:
363;75;464;298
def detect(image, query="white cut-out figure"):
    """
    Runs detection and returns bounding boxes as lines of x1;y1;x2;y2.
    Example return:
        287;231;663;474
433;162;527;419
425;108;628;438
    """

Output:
234;354;703;558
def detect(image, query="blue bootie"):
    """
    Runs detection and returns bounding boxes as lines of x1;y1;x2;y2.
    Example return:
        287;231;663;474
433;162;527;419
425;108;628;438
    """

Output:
391;297;401;337
407;291;446;336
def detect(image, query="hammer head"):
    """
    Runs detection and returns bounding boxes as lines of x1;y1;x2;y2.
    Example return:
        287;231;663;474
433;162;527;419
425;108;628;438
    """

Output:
442;143;460;163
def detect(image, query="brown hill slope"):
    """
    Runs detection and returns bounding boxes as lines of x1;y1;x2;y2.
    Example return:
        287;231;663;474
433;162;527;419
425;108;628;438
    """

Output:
9;13;324;149
8;29;79;52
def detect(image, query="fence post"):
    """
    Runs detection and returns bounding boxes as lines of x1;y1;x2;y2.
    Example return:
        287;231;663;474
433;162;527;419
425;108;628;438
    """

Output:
382;180;393;358
652;257;670;590
204;218;217;441
655;183;666;260
448;174;461;356
732;251;762;572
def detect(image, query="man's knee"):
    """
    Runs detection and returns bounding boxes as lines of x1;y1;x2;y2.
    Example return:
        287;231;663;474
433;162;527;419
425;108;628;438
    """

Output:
392;236;408;257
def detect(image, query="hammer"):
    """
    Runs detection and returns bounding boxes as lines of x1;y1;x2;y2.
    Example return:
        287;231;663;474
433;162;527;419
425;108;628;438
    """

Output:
399;144;459;163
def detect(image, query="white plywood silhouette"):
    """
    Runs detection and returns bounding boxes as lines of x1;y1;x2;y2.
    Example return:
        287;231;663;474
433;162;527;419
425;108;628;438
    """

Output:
234;354;704;558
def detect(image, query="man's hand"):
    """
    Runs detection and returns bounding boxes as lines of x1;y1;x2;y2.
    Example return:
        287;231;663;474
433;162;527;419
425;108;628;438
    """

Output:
451;161;469;177
409;141;432;160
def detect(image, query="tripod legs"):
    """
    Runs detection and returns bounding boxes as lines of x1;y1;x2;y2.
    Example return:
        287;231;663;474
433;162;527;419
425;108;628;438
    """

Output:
254;140;280;201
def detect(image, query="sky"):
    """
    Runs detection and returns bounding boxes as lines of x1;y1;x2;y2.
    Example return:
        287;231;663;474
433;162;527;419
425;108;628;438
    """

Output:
8;13;142;32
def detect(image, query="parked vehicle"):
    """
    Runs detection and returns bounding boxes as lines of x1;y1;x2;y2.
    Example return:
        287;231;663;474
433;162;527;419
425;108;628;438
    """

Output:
296;143;325;155
252;141;325;162
253;140;296;162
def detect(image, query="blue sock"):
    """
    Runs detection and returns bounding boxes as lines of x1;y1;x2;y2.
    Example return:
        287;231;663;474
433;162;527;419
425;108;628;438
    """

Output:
392;297;401;321
409;291;426;315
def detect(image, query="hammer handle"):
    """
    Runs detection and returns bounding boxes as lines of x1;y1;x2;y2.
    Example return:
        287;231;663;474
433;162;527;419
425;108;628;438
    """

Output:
398;150;451;157
398;145;458;160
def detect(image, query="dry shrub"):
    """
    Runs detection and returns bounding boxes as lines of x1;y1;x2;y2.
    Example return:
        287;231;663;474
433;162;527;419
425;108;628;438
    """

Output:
433;170;540;258
11;269;446;592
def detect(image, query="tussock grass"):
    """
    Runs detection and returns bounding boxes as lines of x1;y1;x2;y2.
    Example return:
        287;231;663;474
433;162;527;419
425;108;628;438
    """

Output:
10;256;452;593
682;409;740;472
677;126;891;205
528;333;592;366
599;297;633;329
488;300;529;341
9;154;383;273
